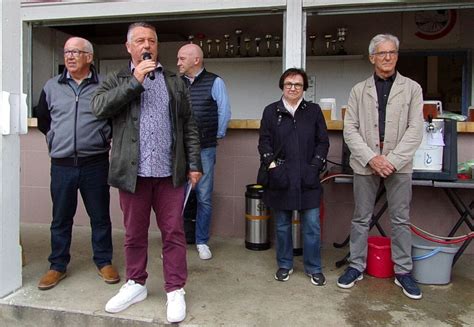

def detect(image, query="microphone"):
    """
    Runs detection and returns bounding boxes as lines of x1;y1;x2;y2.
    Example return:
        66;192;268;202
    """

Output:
142;52;155;80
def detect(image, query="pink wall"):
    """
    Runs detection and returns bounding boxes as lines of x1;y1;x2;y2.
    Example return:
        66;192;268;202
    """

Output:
21;128;474;253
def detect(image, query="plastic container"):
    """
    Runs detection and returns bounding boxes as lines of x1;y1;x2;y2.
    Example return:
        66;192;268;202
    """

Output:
423;100;442;120
413;120;444;171
319;98;337;120
412;235;460;285
366;236;394;278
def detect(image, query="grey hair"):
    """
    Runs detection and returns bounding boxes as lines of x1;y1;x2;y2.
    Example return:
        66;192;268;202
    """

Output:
65;37;94;54
368;34;399;55
127;22;157;42
82;38;94;54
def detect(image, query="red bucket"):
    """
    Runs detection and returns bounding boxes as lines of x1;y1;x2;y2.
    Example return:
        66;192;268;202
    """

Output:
366;236;394;278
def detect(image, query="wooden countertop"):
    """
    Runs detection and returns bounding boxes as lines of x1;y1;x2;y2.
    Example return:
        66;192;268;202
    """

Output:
28;118;474;133
229;119;344;130
229;119;474;133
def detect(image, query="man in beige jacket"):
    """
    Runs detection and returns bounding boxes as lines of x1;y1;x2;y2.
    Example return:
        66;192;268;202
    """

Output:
337;34;424;300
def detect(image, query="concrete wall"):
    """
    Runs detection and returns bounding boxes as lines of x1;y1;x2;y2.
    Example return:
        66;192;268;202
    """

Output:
21;128;474;254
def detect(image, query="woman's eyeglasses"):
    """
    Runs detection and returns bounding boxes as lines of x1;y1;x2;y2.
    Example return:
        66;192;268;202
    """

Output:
283;83;303;90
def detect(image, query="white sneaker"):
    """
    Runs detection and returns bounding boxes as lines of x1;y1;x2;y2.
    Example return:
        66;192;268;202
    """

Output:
166;288;186;323
197;244;212;260
105;280;147;313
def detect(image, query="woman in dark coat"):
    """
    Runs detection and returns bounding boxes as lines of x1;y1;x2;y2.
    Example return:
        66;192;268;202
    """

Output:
258;68;329;285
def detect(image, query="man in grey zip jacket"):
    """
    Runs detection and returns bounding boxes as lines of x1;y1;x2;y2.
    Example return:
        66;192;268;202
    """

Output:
35;37;119;291
91;23;202;323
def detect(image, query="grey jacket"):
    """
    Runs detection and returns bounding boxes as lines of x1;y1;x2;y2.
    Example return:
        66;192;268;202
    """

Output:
343;72;424;175
35;65;112;160
91;66;202;193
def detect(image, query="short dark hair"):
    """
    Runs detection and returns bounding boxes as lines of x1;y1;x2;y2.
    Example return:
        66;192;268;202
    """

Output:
279;68;309;91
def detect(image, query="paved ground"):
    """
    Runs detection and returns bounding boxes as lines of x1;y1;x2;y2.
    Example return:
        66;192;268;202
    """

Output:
0;223;472;326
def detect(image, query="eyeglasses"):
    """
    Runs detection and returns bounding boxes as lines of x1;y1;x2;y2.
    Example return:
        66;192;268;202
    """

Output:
64;49;90;57
372;50;398;58
283;82;303;90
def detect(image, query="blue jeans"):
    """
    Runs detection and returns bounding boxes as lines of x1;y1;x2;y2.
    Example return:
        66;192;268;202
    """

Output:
49;159;113;272
274;208;322;274
195;147;216;245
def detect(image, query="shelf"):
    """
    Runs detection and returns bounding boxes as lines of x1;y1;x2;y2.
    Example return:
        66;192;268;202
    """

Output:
204;56;282;63
204;54;364;63
307;54;364;61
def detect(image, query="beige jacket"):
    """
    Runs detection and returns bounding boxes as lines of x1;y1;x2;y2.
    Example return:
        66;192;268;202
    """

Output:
343;72;424;175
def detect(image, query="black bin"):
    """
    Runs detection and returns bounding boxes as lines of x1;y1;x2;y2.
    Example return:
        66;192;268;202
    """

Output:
183;189;197;244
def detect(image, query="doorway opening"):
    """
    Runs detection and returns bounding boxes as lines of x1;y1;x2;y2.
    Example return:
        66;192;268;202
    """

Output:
398;50;471;115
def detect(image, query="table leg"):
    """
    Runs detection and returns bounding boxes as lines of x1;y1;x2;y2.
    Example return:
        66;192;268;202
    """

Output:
452;238;472;267
333;235;350;248
371;201;388;237
444;189;474;236
441;189;474;267
335;253;350;268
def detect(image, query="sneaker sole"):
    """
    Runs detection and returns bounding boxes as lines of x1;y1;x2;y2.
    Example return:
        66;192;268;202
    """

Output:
105;290;148;313
394;278;423;300
336;274;363;289
198;254;212;260
38;272;67;291
168;312;186;323
274;268;293;282
307;274;327;286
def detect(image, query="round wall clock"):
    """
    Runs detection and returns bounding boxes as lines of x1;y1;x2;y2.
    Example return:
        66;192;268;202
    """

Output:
414;9;457;40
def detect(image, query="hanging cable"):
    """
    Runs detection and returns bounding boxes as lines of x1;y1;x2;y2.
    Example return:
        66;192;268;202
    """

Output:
410;223;473;244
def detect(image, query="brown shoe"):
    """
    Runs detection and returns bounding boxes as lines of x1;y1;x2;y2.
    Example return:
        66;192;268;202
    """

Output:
98;265;120;284
38;270;66;290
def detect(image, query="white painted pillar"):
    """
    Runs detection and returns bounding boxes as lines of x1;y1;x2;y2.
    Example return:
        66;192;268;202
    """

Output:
0;0;22;297
283;0;306;70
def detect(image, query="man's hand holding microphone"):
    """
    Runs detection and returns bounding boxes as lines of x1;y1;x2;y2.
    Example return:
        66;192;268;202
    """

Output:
133;52;156;83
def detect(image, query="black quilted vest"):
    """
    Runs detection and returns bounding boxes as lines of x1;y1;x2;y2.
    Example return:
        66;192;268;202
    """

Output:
183;69;218;148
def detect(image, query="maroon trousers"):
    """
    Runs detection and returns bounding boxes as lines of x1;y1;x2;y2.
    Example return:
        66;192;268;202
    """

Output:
119;176;186;292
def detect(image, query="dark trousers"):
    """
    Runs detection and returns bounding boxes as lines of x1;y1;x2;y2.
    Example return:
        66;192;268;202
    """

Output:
119;176;186;293
48;159;113;272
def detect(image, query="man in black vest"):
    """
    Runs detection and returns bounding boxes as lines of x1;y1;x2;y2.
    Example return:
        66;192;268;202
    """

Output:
177;44;231;260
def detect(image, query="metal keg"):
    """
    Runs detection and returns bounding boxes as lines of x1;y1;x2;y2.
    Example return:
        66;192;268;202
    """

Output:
292;210;303;256
245;184;270;250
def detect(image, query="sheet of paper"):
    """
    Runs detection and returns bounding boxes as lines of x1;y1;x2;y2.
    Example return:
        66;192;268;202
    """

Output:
181;180;193;216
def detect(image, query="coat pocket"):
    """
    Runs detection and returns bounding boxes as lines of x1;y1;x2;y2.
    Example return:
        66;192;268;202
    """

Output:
301;164;320;189
268;164;289;190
